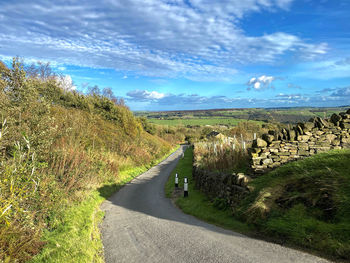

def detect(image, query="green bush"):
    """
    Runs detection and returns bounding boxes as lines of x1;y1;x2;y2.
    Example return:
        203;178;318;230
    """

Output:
0;58;176;262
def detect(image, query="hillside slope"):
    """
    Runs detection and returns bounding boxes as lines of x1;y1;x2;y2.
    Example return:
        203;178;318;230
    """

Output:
0;58;180;262
237;149;350;260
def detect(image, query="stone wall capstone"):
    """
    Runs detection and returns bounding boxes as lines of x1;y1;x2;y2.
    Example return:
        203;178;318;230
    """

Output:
250;109;350;174
191;109;350;208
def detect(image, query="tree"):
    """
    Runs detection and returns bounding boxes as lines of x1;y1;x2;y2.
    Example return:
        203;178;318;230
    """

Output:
25;61;55;80
87;85;101;96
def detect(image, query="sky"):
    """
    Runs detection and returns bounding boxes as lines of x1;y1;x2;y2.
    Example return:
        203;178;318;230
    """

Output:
0;0;349;111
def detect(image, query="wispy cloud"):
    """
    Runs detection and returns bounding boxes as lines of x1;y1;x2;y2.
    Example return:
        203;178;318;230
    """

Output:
126;86;350;109
0;0;327;80
127;90;167;101
330;86;350;97
335;57;350;66
127;89;235;105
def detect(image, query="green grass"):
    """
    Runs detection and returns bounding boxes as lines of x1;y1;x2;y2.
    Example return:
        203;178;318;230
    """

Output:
239;149;350;260
149;118;263;127
166;147;350;261
31;146;179;263
165;147;251;232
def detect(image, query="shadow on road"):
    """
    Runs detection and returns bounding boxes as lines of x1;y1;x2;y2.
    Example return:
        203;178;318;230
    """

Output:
99;145;246;238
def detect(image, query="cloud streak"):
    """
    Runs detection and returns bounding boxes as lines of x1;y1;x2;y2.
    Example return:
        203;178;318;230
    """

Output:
0;0;327;80
126;87;350;110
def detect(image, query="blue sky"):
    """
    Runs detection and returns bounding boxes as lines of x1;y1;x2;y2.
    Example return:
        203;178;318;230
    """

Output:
0;0;349;110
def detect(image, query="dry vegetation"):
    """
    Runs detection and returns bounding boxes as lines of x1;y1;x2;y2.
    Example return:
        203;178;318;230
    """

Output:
0;58;183;262
193;140;250;173
193;121;270;173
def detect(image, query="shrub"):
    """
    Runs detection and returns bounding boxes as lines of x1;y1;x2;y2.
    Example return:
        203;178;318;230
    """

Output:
0;58;174;262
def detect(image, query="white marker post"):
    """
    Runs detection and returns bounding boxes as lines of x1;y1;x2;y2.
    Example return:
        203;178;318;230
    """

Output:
184;177;188;197
254;133;256;140
175;173;179;188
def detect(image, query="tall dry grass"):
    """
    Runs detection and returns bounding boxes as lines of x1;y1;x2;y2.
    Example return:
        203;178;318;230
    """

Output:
0;58;175;262
193;137;250;173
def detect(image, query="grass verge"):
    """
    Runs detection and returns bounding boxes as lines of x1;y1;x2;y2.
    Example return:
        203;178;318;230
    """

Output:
165;147;250;233
238;149;350;261
30;145;180;263
166;147;350;262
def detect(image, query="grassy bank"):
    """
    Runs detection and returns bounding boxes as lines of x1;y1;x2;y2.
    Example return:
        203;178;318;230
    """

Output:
165;147;250;232
166;147;350;261
239;149;350;261
0;58;185;262
31;146;179;263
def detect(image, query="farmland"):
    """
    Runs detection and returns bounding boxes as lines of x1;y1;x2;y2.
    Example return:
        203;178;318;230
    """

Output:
136;107;349;126
147;117;264;126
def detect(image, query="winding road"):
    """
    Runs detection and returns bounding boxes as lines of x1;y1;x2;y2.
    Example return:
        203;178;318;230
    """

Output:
101;145;330;263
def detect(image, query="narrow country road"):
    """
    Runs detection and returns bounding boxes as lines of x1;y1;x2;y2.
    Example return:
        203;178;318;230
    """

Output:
101;145;330;263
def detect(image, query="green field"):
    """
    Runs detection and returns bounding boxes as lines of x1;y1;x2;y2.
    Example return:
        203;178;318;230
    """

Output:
148;117;264;126
136;107;348;125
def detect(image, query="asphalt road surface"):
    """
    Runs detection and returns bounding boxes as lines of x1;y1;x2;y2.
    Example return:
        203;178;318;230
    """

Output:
101;145;331;263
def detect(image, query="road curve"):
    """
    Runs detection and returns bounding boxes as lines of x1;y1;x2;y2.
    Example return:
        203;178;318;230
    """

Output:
101;145;330;263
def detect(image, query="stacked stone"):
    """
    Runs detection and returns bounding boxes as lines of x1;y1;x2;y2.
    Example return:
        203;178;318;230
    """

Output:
193;167;252;207
250;109;350;174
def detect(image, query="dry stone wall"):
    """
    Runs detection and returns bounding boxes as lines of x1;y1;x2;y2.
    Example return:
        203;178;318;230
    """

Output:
192;109;350;207
250;108;350;174
193;167;252;207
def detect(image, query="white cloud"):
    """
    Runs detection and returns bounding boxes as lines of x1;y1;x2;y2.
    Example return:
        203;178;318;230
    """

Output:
0;0;328;80
125;86;350;110
247;75;276;90
126;87;350;110
56;75;76;91
254;82;261;89
122;75;128;79
127;90;166;100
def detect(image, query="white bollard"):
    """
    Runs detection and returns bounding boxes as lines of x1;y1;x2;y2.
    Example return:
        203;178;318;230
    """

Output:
184;177;188;197
254;133;256;140
175;173;179;188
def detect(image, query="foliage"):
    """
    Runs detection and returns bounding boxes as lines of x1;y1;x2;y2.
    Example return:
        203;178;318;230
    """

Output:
31;146;178;263
139;116;156;135
225;121;265;140
168;146;350;261
0;58;177;262
193;139;250;173
165;147;250;232
236;149;350;260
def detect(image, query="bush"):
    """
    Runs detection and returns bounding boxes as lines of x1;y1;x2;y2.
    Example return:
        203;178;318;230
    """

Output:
0;58;174;262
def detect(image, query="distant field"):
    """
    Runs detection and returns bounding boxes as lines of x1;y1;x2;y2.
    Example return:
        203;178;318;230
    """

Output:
148;118;264;126
136;107;348;125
